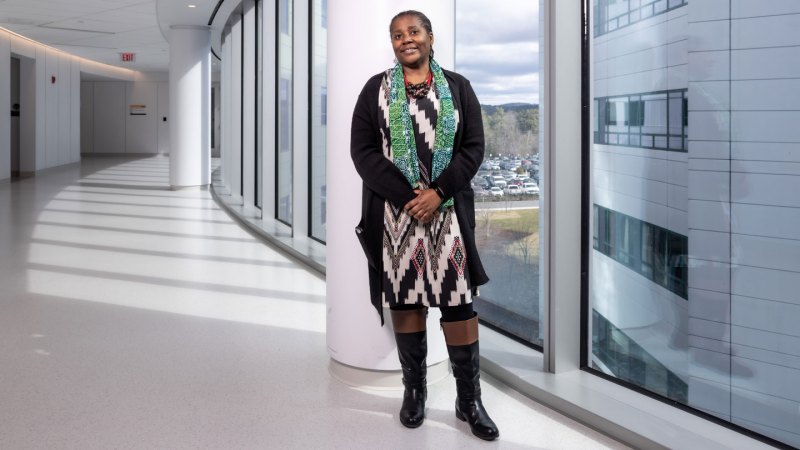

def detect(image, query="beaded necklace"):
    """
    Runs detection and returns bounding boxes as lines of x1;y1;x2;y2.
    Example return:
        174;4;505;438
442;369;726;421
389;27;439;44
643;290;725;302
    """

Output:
404;70;433;99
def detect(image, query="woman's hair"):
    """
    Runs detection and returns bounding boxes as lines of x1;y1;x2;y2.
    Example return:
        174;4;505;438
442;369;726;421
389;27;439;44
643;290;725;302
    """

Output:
389;10;435;59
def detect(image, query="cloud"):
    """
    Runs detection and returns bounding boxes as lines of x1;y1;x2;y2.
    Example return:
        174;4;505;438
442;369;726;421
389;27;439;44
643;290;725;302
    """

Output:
455;0;540;105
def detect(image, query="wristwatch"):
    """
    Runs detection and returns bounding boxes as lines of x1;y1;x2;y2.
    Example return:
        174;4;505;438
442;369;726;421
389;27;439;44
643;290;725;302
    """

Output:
429;181;445;200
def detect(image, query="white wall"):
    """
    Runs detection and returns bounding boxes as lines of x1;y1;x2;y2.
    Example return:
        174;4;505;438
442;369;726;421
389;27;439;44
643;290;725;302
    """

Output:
157;81;169;153
81;76;169;154
92;82;126;153
125;82;158;153
0;27;138;181
80;81;94;154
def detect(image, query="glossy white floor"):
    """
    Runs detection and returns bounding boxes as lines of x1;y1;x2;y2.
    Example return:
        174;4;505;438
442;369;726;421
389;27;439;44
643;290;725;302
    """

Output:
0;155;628;450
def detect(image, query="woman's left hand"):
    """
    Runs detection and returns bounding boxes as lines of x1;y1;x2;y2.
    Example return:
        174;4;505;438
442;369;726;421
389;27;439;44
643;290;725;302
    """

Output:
405;189;442;223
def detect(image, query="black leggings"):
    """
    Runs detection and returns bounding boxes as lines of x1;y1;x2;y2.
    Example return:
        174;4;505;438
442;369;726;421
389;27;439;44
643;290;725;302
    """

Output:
390;303;474;323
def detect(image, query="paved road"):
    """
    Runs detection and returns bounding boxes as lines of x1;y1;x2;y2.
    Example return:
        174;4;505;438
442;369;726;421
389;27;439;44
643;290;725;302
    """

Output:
475;199;540;210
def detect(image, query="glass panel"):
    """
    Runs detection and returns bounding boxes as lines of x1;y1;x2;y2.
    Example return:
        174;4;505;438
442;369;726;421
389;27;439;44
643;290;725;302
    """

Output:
596;0;686;36
456;0;542;346
668;96;682;136
277;0;293;224
310;0;327;241
588;2;800;447
255;0;263;209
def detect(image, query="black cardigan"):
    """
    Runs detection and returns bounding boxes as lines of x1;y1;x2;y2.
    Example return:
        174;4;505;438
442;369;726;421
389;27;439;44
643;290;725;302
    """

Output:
350;68;489;324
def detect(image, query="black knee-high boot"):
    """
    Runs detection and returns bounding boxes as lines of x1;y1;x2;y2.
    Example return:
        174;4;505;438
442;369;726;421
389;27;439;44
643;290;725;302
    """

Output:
441;313;499;441
391;309;428;428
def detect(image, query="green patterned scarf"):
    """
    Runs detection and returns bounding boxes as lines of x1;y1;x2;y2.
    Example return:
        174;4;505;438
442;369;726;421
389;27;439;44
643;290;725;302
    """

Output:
388;58;456;208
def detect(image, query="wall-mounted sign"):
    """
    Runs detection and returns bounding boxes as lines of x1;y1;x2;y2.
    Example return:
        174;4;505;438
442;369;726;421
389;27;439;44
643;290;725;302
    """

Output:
121;52;136;62
129;104;147;116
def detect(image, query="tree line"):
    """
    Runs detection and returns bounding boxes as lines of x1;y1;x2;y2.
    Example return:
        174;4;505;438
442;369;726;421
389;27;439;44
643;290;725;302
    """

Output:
480;104;539;157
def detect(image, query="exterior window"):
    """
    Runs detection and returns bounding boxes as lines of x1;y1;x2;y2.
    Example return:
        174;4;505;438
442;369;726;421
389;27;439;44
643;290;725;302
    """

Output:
587;1;800;447
627;100;644;126
277;0;293;225
593;205;687;299
310;0;327;242
320;87;327;126
255;0;263;209
594;0;687;37
456;0;543;346
594;90;687;152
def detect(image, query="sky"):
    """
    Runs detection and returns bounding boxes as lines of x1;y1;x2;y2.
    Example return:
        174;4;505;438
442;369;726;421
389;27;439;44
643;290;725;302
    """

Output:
454;0;540;106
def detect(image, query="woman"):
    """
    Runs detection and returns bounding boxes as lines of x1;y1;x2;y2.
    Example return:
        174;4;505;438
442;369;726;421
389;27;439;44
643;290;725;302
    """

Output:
350;10;499;441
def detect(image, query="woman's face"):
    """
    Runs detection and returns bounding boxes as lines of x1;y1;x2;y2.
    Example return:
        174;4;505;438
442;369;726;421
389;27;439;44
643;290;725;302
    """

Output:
390;15;434;68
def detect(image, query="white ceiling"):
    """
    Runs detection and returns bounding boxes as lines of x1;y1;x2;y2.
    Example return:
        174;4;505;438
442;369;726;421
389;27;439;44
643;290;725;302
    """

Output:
0;0;221;72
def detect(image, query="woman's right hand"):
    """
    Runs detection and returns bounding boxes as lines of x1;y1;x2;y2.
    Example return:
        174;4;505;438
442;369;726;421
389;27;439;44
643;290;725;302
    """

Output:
405;189;441;223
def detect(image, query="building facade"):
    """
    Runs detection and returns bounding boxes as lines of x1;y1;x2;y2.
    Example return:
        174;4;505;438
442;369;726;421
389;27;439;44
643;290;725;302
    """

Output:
590;1;800;446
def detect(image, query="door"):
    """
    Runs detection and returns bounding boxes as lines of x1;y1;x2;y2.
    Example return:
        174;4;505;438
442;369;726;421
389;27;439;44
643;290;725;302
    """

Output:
10;57;20;177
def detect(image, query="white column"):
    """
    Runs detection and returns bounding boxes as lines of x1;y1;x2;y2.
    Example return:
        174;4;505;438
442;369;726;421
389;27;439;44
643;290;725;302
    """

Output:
326;0;454;378
168;25;211;188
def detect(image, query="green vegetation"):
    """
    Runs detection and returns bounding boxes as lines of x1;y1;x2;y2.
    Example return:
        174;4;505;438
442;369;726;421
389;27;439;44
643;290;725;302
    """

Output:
481;104;539;157
475;208;540;265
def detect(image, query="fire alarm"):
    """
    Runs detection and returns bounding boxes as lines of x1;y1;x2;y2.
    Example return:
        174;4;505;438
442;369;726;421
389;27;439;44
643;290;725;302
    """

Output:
51;75;56;84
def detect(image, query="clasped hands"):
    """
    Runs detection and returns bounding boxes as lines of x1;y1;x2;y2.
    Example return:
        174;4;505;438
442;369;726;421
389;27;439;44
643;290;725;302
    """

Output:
404;189;442;224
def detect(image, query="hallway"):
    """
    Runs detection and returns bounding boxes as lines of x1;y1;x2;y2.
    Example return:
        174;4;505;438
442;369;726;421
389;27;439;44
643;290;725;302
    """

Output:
0;155;627;449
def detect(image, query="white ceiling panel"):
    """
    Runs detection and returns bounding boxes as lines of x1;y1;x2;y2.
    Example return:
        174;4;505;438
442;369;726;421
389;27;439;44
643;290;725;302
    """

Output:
0;3;100;17
0;12;63;24
43;18;147;34
10;27;110;44
119;2;157;15
82;10;157;26
65;27;164;47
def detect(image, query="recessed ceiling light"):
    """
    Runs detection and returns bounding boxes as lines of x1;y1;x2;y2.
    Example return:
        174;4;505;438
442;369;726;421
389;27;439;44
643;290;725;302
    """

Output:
188;4;196;7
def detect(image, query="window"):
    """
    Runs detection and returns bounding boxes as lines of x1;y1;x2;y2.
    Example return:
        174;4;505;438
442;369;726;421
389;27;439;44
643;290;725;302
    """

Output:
586;2;800;447
310;0;327;242
594;0;687;37
456;0;543;347
593;205;687;299
627;100;644;127
255;0;263;209
277;0;293;225
320;86;327;126
595;90;687;151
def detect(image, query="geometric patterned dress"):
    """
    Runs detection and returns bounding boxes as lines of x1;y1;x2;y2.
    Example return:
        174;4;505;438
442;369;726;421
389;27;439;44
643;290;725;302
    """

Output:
377;71;473;308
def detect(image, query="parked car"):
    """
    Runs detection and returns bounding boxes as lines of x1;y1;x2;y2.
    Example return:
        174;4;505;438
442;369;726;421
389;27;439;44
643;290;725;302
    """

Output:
505;185;523;196
489;186;504;197
472;177;489;188
522;182;540;195
491;176;507;188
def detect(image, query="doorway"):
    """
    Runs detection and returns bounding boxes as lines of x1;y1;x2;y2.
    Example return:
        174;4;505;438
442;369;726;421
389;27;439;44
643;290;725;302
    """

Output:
10;54;35;178
10;57;20;178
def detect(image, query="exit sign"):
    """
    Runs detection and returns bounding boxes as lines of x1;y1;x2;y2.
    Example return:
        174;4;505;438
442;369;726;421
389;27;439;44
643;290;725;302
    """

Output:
120;53;136;62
